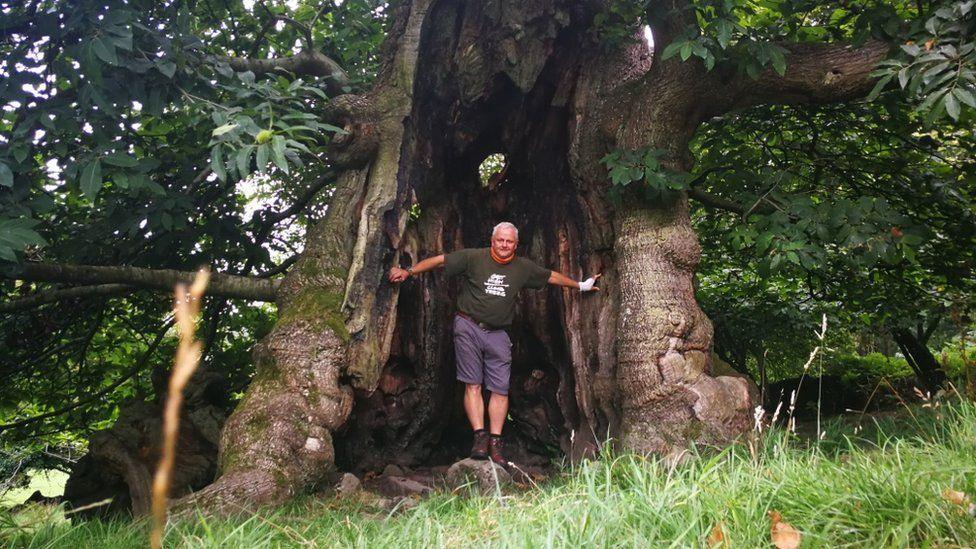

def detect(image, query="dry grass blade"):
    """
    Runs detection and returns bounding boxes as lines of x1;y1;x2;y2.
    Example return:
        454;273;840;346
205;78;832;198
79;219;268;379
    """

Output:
149;269;210;549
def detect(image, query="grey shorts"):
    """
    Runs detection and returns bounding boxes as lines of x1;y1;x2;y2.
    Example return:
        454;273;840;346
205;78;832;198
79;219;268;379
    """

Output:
454;314;512;395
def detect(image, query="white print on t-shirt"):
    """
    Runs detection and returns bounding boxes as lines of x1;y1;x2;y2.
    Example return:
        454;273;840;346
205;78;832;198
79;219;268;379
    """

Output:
484;273;509;297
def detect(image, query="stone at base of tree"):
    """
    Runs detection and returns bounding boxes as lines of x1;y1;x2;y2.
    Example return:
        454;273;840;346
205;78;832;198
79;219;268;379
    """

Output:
381;464;406;477
335;473;361;498
379;475;433;497
445;458;512;493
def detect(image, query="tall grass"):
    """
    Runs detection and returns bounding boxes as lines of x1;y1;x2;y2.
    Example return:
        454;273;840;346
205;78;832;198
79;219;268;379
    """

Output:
5;399;976;548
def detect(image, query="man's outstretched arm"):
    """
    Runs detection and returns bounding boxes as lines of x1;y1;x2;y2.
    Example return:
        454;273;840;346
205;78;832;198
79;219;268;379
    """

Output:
548;271;601;292
388;254;445;283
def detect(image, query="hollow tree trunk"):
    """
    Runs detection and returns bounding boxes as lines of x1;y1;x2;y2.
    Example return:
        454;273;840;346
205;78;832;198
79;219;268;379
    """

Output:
173;0;886;512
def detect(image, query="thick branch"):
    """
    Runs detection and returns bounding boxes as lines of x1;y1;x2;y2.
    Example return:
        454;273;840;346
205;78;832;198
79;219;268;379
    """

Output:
219;50;349;96
0;284;133;313
7;264;279;302
719;40;890;112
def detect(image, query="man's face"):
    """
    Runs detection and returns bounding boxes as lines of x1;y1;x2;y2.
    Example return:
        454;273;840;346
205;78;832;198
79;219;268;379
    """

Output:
490;227;518;260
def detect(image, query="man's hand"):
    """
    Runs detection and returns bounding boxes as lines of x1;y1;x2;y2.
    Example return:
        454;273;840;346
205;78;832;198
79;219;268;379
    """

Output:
388;267;410;283
579;273;602;292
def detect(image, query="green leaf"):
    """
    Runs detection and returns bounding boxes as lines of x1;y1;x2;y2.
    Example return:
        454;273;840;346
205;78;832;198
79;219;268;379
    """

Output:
212;123;238;137
680;42;693;62
945;91;961;120
745;60;761;80
952;87;976;108
236;144;254;176
108;29;133;51
211;146;227;181
156;59;177;78
0;218;48;261
715;20;732;49
12;145;28;163
704;52;716;71
769;47;787;76
103;153;139;167
256;143;269;173
321;123;348;135
271;135;289;174
0;162;12;187
92;37;119;65
80;159;103;199
867;74;893;101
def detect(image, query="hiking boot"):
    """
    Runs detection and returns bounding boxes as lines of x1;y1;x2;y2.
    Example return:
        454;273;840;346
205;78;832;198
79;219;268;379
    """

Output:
488;435;508;466
470;429;489;460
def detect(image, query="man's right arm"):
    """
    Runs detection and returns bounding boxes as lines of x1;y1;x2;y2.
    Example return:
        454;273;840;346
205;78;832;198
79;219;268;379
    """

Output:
388;254;446;283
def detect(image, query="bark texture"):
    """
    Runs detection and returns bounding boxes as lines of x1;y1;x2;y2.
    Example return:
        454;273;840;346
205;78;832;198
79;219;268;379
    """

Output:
63;371;226;518
99;0;890;513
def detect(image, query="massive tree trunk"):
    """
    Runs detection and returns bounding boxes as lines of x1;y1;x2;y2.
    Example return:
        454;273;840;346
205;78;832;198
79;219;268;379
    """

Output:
166;0;887;512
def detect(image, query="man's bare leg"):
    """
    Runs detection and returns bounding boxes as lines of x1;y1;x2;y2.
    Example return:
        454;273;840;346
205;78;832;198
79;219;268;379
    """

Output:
487;392;508;435
463;383;485;430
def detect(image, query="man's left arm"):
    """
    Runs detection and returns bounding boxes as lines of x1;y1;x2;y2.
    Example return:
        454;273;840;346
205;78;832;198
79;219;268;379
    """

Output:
548;270;601;292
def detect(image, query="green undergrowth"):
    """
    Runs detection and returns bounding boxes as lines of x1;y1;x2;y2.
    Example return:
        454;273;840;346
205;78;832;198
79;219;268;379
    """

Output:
5;399;976;547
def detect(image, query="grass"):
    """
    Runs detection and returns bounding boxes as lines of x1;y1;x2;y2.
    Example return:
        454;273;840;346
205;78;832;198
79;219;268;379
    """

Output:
4;398;976;548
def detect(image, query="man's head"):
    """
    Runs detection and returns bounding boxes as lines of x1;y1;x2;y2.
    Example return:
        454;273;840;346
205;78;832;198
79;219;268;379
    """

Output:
490;222;518;260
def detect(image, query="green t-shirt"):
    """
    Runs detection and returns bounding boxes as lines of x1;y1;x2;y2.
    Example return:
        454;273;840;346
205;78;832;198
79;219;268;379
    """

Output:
444;248;551;328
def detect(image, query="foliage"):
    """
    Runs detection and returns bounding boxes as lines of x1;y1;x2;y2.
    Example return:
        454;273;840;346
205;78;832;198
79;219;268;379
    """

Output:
599;146;691;202
691;95;974;374
0;0;387;448
595;2;975;359
869;1;976;124
5;399;976;545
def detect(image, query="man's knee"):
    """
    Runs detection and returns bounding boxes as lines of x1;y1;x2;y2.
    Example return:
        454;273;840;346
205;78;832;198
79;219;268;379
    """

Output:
465;383;482;394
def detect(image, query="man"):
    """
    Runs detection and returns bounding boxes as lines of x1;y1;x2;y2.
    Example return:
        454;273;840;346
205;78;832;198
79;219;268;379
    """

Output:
388;222;599;465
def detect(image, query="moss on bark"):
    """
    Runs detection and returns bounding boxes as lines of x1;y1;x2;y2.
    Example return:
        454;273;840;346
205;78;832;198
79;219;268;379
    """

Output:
278;288;349;342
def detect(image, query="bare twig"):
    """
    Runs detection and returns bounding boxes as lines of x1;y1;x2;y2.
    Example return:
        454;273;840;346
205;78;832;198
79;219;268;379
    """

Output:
150;269;209;549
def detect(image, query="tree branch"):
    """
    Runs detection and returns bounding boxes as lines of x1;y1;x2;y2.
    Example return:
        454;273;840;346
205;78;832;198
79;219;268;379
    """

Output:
218;50;349;96
687;188;746;214
0;284;133;313
257;253;299;278
6;264;279;302
717;40;891;112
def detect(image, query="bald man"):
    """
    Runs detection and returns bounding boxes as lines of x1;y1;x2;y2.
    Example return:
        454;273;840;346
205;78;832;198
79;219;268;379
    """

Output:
389;222;600;465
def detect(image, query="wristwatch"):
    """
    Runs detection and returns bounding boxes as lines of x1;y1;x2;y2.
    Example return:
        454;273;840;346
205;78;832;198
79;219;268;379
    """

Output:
406;266;414;277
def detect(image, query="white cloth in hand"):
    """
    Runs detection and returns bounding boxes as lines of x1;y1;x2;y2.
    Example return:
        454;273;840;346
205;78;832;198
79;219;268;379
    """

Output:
579;277;596;292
